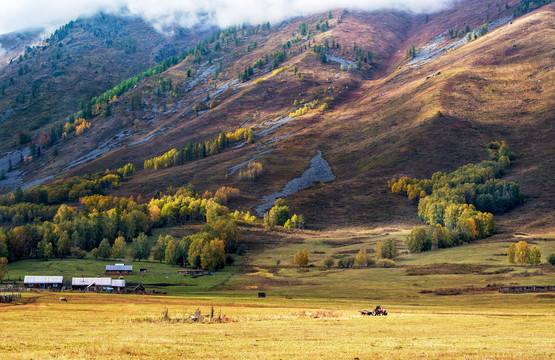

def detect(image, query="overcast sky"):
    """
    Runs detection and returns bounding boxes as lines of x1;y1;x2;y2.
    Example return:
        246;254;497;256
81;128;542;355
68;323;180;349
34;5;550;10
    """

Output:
0;0;456;36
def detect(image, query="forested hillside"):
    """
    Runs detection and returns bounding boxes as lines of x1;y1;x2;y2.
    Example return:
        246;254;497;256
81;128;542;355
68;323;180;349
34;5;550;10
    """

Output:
0;0;552;234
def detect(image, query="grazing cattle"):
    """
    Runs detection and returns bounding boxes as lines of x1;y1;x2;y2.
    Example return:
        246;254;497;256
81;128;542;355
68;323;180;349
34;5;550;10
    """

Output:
59;297;68;302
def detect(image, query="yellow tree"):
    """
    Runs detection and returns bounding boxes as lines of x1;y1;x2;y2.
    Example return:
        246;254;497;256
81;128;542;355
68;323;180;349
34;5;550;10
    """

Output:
507;243;516;264
293;249;309;267
355;249;373;268
111;236;126;259
529;245;541;266
514;241;531;266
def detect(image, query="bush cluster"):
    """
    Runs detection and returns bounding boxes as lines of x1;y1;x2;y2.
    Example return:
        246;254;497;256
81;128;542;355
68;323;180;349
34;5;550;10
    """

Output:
390;142;523;253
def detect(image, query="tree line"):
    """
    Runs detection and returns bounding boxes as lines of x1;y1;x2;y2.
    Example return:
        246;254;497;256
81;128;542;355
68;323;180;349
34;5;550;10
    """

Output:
0;163;135;208
144;128;254;171
0;182;244;272
513;0;552;17
390;142;524;253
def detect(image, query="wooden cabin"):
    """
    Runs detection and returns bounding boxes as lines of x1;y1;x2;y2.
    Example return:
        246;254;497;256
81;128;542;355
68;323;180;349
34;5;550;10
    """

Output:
23;276;63;290
105;264;133;275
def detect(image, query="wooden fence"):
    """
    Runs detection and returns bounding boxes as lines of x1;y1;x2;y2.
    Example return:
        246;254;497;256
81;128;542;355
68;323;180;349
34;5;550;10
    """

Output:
499;285;555;293
0;293;21;303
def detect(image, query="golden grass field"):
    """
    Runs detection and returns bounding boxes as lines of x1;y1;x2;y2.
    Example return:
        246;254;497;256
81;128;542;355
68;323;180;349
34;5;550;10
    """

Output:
1;291;554;359
2;228;554;359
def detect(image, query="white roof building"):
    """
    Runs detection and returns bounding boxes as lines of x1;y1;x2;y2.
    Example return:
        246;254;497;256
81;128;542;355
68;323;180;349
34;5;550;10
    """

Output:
111;279;126;288
24;276;63;284
106;264;133;271
72;277;125;287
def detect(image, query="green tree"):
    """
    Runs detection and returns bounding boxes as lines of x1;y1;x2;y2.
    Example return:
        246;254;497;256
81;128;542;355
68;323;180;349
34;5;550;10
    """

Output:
529;245;541;266
547;253;555;266
71;230;81;248
132;233;150;261
164;238;179;266
205;199;229;224
293;249;309;267
514;240;531;266
54;204;76;223
0;257;8;282
299;22;309;36
263;211;277;230
153;235;169;262
57;231;71;259
374;238;399;259
269;199;290;226
507;243;516;264
405;227;431;253
337;257;355;268
0;233;8;258
111;236;126;259
323;256;334;269
200;239;225;270
43;242;54;261
96;238;112;259
178;237;192;266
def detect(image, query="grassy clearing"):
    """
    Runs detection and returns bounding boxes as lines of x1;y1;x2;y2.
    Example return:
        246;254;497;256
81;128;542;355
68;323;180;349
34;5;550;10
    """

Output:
6;258;240;294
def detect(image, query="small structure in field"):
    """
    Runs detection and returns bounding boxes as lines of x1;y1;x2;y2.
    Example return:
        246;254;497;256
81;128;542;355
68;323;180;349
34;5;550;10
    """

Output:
0;293;21;303
133;284;145;294
72;277;126;292
257;292;266;298
23;276;63;290
499;285;555;293
105;264;133;275
177;269;210;276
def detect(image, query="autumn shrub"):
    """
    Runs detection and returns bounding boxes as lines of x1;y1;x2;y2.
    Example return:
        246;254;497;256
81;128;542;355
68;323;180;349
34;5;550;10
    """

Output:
376;259;396;268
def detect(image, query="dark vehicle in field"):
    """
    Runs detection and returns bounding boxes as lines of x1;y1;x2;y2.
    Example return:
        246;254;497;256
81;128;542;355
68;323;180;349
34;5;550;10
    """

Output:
359;306;388;316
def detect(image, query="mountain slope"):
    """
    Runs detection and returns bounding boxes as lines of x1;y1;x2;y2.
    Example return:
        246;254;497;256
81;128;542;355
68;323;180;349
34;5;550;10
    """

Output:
3;1;554;233
0;13;211;149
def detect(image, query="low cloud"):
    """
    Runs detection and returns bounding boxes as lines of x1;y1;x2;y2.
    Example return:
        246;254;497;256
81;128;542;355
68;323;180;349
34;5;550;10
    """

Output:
0;0;456;36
